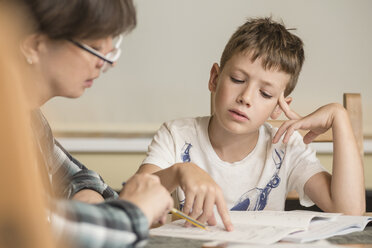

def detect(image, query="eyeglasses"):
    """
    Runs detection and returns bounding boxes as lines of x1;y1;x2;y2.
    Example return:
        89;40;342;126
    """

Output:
68;35;123;72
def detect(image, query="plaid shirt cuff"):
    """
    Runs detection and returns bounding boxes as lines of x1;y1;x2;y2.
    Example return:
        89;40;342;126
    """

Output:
105;199;150;245
52;199;149;248
67;169;119;200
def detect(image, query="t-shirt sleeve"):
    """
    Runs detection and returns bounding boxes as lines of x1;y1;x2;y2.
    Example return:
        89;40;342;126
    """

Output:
141;123;176;169
285;132;326;207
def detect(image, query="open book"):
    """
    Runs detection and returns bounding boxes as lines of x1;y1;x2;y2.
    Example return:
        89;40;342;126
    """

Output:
150;211;371;245
283;214;372;243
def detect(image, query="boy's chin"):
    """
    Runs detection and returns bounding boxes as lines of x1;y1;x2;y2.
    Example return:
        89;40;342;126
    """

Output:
211;115;258;136
222;122;256;136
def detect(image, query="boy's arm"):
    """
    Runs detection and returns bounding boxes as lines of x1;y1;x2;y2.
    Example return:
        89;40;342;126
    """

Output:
137;163;233;231
137;163;179;192
303;105;365;215
273;95;365;215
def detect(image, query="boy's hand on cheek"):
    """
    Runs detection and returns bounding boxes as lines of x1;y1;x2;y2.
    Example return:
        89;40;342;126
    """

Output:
273;93;342;145
176;162;233;231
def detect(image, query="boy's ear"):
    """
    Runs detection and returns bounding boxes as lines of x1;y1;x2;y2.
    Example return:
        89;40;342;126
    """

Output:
208;63;220;93
20;34;45;65
270;96;293;120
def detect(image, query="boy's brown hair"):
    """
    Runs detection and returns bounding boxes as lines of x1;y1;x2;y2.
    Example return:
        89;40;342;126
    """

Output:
220;17;304;96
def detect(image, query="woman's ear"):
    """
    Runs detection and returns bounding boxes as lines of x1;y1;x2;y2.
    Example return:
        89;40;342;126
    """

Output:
20;34;44;65
208;63;220;93
270;96;293;120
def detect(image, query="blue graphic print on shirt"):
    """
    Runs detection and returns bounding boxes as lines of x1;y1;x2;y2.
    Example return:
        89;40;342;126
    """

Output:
181;142;192;162
231;149;284;211
179;142;193;210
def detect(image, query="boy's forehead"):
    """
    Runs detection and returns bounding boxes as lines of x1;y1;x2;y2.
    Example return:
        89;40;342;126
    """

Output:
227;51;287;74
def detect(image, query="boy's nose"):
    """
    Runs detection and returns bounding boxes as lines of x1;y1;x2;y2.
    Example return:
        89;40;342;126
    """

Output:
237;86;252;107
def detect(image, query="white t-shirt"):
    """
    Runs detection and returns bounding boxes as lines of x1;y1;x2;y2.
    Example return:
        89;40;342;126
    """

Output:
142;116;325;211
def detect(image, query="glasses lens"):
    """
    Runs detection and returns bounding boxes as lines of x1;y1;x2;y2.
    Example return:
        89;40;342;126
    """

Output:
101;35;123;73
107;49;122;61
113;35;123;48
102;62;110;73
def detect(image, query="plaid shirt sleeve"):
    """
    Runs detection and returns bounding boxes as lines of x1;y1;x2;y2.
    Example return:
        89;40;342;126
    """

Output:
52;140;119;199
51;199;149;248
32;109;119;199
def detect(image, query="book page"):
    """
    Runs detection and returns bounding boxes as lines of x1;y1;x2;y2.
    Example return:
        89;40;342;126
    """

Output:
283;216;372;243
150;211;339;245
206;240;342;248
227;210;340;228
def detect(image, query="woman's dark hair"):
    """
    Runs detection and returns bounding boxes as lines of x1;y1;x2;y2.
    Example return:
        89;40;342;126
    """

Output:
23;0;136;39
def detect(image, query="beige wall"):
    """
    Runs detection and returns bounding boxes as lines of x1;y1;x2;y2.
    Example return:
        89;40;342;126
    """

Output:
42;0;372;137
72;152;372;191
43;1;372;194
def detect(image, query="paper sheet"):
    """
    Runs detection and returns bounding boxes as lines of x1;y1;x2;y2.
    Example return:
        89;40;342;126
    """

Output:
204;240;341;248
283;215;372;243
150;211;339;245
219;241;342;248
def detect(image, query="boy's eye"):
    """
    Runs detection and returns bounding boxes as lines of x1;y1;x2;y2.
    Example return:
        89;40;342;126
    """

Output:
260;90;272;99
230;76;245;83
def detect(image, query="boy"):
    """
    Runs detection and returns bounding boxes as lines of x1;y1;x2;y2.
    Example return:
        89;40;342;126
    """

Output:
137;17;365;231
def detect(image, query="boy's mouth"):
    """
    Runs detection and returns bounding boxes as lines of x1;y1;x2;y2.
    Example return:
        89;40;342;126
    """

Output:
229;109;249;120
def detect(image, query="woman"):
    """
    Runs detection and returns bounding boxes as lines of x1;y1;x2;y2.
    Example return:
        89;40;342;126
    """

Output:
16;0;173;247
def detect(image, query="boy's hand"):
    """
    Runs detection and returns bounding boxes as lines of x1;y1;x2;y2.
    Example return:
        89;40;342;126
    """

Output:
273;93;343;144
176;162;233;231
72;189;105;204
119;173;173;226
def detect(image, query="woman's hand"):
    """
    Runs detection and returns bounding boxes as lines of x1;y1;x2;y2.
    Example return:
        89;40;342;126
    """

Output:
119;173;173;226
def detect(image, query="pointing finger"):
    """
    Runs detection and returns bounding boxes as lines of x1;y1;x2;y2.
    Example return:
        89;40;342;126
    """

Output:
215;194;233;231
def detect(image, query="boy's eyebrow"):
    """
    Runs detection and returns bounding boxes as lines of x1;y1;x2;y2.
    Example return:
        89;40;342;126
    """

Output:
259;80;276;88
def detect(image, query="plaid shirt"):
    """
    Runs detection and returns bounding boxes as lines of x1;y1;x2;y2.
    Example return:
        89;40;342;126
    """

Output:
32;110;149;248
